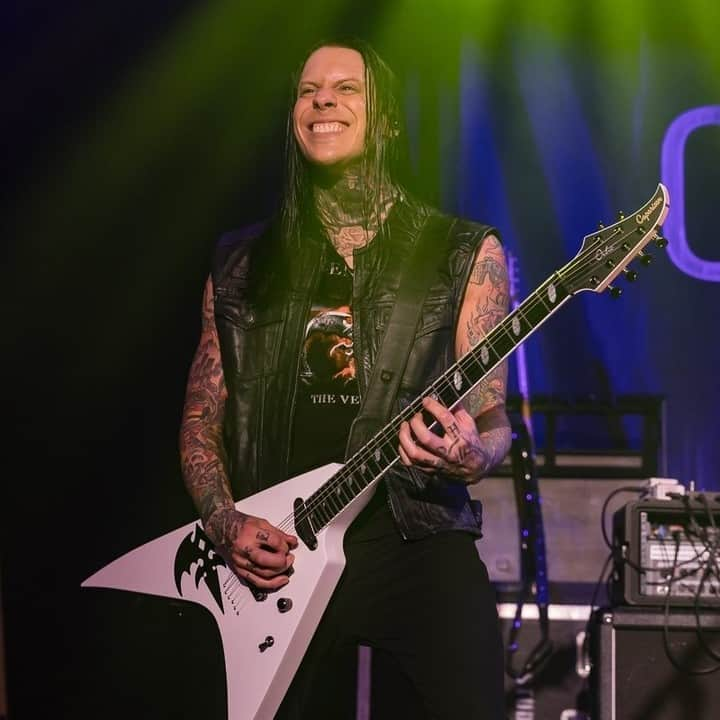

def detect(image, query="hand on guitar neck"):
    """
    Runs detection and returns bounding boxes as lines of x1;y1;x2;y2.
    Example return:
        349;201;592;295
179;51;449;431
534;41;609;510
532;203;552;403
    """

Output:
398;396;502;482
206;507;298;591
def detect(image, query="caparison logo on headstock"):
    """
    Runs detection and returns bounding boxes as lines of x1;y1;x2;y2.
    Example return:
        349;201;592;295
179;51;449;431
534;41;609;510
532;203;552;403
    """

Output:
637;197;663;225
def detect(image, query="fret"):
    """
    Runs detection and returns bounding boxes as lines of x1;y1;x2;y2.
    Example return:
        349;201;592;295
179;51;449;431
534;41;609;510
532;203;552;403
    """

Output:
307;487;336;520
355;460;375;487
520;295;552;328
311;505;330;529
470;339;501;373
363;451;386;478
458;352;484;386
487;324;516;361
347;468;365;493
509;306;532;339
400;400;423;424
376;438;397;466
435;379;462;407
323;490;342;516
332;477;353;505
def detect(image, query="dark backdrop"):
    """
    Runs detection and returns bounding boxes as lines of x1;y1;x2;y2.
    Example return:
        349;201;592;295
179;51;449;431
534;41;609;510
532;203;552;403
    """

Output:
3;2;719;717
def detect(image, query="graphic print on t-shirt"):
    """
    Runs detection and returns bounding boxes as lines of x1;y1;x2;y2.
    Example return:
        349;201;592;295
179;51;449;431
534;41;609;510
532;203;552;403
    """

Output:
299;303;358;403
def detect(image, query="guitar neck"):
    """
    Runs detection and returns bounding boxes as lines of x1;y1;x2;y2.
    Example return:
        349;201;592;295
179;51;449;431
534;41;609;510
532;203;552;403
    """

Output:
304;267;575;532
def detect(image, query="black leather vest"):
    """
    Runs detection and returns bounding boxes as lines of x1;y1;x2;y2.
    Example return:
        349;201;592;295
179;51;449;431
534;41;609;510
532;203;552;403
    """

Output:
212;198;497;539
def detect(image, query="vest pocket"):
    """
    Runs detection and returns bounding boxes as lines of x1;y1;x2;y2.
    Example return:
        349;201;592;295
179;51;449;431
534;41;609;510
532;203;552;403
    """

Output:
216;298;284;380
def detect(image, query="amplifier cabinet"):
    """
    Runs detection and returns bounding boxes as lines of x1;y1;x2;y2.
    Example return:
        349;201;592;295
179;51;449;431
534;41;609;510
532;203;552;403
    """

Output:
589;606;720;720
474;476;647;603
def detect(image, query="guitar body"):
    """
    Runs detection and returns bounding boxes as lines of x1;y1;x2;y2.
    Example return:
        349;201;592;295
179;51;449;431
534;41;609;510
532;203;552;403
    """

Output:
82;463;375;720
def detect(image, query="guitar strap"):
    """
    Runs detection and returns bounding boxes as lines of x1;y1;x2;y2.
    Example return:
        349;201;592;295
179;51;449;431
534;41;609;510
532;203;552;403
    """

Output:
345;212;458;458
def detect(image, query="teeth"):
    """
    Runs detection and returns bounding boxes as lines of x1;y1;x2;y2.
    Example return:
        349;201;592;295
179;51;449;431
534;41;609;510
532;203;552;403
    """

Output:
312;122;344;133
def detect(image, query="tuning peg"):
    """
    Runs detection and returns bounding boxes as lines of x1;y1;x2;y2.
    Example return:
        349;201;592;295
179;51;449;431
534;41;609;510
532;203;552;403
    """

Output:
623;268;638;282
654;235;668;249
608;284;623;298
638;250;653;266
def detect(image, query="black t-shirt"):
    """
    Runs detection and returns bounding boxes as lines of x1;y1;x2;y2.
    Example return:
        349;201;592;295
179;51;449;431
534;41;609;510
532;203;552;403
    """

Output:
288;248;360;477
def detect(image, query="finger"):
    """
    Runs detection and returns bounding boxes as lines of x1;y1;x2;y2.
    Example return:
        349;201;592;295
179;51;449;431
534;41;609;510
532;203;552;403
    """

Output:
254;527;288;553
409;412;445;454
398;442;412;466
247;547;294;571
235;567;290;590
256;521;298;551
231;549;289;578
453;405;475;426
398;421;420;459
240;562;288;580
402;432;446;470
266;523;299;550
445;435;464;464
422;396;457;432
406;413;468;471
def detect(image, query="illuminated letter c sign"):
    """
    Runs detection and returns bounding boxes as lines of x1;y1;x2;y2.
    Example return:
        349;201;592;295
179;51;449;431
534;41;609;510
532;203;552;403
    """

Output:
661;105;720;282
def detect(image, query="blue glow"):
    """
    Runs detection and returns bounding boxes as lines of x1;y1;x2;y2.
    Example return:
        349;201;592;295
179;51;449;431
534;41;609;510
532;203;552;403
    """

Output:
661;105;720;282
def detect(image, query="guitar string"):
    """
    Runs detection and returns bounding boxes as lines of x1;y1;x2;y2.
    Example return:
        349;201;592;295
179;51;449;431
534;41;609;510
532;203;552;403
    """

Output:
273;212;665;535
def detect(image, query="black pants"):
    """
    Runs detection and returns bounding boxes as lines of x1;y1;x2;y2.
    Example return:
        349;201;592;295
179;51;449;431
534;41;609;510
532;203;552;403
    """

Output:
278;526;504;719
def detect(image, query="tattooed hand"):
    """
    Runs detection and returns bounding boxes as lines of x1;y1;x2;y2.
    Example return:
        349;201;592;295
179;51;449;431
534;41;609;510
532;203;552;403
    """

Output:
205;509;298;590
398;396;496;482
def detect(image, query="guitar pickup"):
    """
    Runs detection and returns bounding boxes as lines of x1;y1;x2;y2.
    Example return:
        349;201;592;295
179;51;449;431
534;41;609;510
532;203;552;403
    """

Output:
294;497;318;550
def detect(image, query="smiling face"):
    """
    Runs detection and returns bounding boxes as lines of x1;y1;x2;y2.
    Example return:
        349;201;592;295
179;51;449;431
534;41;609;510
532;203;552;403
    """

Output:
292;46;367;169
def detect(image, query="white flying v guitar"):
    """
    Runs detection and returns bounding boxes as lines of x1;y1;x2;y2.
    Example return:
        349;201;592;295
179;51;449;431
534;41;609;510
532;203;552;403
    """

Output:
82;183;670;719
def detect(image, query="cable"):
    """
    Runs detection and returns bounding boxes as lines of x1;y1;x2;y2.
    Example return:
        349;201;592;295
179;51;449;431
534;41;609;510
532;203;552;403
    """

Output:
503;420;553;684
692;494;720;663
662;535;720;675
581;551;614;664
601;486;646;552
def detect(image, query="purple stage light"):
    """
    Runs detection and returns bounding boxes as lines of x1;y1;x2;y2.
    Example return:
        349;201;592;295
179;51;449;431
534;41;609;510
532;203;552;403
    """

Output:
661;105;720;282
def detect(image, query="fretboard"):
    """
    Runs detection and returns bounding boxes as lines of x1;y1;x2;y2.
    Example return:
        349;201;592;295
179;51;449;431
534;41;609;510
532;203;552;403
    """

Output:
302;270;573;532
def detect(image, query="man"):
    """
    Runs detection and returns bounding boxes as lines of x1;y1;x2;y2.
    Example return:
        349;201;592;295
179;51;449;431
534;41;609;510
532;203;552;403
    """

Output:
180;39;511;719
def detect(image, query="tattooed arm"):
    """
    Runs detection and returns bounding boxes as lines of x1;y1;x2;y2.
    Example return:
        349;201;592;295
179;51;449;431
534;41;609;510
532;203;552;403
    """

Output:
179;276;297;589
455;234;512;476
398;234;511;483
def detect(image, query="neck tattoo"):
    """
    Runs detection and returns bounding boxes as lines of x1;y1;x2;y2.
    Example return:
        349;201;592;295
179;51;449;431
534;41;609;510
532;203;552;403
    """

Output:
313;166;396;270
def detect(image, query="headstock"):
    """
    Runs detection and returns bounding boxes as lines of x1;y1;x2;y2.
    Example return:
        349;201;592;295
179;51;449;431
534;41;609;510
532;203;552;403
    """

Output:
563;183;670;296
